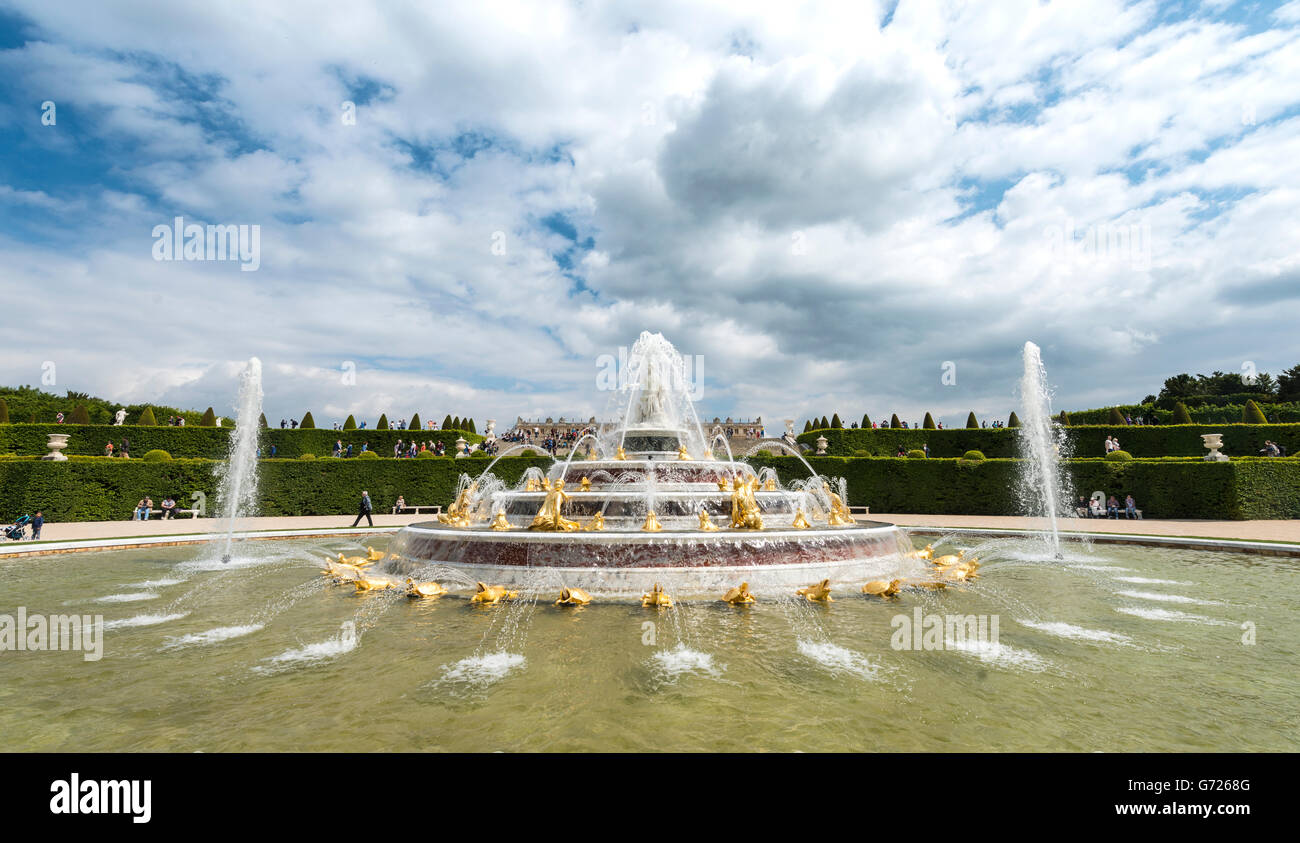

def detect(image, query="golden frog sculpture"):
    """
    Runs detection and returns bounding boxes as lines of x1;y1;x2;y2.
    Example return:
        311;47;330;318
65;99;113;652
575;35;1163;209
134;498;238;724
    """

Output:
641;583;673;608
697;509;718;531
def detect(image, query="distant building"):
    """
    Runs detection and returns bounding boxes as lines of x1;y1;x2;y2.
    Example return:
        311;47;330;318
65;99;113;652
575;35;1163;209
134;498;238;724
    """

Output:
708;417;764;440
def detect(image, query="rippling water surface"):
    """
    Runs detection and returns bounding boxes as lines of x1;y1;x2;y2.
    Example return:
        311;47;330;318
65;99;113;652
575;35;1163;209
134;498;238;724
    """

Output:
1;534;1295;751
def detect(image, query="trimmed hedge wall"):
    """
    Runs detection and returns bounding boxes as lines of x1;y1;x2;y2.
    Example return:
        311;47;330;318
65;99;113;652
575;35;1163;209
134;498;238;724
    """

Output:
798;424;1300;459
0;455;549;523
745;455;1299;520
0;424;482;459
2;454;1295;523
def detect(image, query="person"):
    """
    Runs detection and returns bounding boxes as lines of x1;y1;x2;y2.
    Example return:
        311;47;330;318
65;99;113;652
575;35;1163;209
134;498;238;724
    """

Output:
56;412;64;424
1106;495;1119;519
105;441;114;457
923;442;929;458
1104;435;1114;454
1124;495;1138;519
1112;436;1121;453
334;439;343;457
31;511;43;540
394;440;402;458
351;491;374;527
134;499;147;520
346;443;353;458
1077;495;1091;518
120;438;130;459
394;495;406;514
361;442;369;453
281;418;287;428
160;496;177;519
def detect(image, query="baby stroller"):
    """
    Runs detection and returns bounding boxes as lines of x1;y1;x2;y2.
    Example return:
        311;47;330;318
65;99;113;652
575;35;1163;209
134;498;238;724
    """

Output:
4;514;32;541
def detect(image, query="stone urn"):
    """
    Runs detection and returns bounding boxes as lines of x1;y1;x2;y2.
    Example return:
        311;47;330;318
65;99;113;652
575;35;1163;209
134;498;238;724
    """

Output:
784;419;795;437
815;435;828;455
454;435;468;457
42;432;70;461
1201;433;1228;462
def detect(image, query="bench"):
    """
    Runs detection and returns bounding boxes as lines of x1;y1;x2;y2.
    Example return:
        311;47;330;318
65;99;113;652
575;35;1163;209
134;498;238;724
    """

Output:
392;505;442;515
848;505;870;515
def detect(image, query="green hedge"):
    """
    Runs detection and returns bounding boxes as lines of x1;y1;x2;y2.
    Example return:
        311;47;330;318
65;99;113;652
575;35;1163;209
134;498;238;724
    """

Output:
1066;401;1300;424
3;453;1295;523
745;455;1298;519
0;424;483;459
799;424;1300;459
0;455;550;522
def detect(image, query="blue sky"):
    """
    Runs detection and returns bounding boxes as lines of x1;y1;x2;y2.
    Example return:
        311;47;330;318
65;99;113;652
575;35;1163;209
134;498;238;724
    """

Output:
0;0;1298;429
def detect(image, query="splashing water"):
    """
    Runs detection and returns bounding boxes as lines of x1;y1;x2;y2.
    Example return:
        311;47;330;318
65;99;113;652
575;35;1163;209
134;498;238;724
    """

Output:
214;358;263;563
1016;342;1070;557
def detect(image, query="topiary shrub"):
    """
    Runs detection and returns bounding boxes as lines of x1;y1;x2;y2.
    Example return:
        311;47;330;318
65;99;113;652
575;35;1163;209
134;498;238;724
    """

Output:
357;450;379;459
1057;411;1071;426
1172;402;1193;424
0;398;8;424
409;413;422;430
141;449;172;462
376;414;389;430
137;407;157;426
200;407;217;426
298;452;316;460
861;414;871;429
852;449;872;457
69;404;92;425
965;412;978;429
300;412;316;429
258;413;268;428
343;415;357;430
416;450;438;459
820;416;829;430
470;449;488;458
803;420;812;432
923;412;936;430
962;450;986;461
1007;412;1021;428
1105;449;1133;461
1108;407;1127;425
442;415;454;431
1243;400;1268;425
906;449;927;459
831;413;842;429
890;414;902;429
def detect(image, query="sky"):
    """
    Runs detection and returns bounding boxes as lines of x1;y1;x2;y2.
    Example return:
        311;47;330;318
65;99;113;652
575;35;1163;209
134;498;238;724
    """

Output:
1;0;1298;431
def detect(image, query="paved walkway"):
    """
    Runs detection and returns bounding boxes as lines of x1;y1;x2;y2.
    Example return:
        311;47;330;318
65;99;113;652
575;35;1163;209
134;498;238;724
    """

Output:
13;512;1300;545
871;514;1300;544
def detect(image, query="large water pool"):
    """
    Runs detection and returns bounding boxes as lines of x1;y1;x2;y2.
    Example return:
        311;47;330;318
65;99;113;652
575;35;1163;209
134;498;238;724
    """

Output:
1;533;1295;752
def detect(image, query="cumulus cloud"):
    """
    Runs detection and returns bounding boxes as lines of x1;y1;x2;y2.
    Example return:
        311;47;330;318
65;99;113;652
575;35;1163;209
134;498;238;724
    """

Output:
0;0;1297;430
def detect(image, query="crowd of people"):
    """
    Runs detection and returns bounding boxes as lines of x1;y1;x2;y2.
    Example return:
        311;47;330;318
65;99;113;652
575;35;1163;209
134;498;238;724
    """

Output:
1076;494;1140;519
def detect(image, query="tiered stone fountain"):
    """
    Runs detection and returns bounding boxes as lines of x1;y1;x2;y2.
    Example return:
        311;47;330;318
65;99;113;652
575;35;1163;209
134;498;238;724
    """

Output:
385;332;914;597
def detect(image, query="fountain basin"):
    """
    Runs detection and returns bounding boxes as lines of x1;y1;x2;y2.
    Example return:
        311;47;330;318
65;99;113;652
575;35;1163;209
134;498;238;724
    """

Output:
385;520;916;595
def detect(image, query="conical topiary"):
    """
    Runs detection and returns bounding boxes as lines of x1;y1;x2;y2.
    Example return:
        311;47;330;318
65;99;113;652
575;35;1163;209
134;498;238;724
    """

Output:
1008;412;1021;427
200;407;216;426
1243;399;1268;424
1108;407;1127;425
137;407;157;426
1058;411;1072;426
452;416;461;430
258;412;268;428
441;414;453;430
466;418;475;433
965;412;978;429
343;415;357;430
890;414;901;429
70;404;91;425
820;416;829;430
376;414;389;430
300;412;316;429
0;398;8;424
861;413;871;428
409;413;422;430
922;412;936;430
803;420;812;432
831;413;842;429
1172;402;1193;424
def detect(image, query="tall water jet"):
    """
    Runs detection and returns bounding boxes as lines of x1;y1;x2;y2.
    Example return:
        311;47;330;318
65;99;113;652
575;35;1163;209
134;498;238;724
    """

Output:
214;358;263;562
1017;342;1069;556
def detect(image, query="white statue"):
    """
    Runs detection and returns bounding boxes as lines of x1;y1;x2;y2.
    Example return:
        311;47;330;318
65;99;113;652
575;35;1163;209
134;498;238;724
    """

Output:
114;408;126;426
216;417;224;427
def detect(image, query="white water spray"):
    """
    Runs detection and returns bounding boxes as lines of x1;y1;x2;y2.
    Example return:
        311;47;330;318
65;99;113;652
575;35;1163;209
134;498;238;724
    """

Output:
214;358;263;562
1017;342;1069;556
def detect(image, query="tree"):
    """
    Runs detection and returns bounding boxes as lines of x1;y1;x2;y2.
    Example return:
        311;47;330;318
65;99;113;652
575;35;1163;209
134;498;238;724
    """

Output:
1108;407;1127;425
1158;373;1197;401
831;413;842;429
861;413;871;429
922;412;936;429
0;397;9;423
409;413;422;430
137;407;157;426
890;414;901;429
377;414;389;430
343;415;357;430
70;404;91;425
1141;395;1157;405
1243;399;1268;424
452;416;461;429
1172;402;1193;424
819;416;829;430
300;412;316;429
803;419;812;432
1278;364;1300;402
441;414;453;430
965;412;978;429
1007;412;1020;427
200;407;217;426
258;413;268;428
466;418;475;433
1057;411;1072;426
